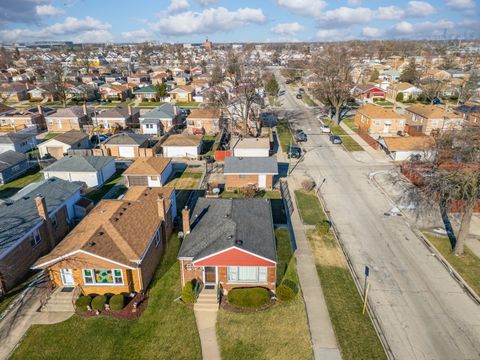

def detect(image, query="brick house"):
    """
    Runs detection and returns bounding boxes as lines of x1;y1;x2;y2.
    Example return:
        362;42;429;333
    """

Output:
45;104;94;133
354;104;406;136
224;156;278;190
405;104;464;135
169;85;195;102
95;106;140;130
0;178;82;294
123;157;173;187
186;108;222;135
352;84;386;101
178;198;277;293
32;187;176;295
140;104;182;135
0;106;55;132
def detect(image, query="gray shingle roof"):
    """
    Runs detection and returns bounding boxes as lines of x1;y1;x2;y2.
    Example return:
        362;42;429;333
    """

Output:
140;104;178;124
0;177;82;255
178;198;276;262
41;156;114;173
224;156;278;175
47;106;92;118
104;132;151;146
0;133;36;145
49;130;88;145
0;151;27;171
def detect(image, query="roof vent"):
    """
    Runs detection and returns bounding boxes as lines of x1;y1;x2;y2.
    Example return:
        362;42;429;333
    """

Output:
224;213;230;218
235;239;243;246
98;231;104;236
22;196;30;200
88;241;96;246
228;235;233;239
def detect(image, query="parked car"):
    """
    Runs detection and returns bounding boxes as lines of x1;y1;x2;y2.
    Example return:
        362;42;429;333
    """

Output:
296;94;302;99
287;145;302;159
320;124;331;133
329;135;342;144
298;88;305;94
278;90;286;96
285;79;292;84
294;129;307;142
90;133;110;144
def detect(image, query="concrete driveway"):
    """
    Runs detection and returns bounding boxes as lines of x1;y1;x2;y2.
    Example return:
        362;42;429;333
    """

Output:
275;70;480;360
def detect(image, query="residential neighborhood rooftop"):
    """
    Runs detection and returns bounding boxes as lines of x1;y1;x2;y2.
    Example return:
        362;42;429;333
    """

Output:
123;157;171;176
40;155;114;173
224;156;278;174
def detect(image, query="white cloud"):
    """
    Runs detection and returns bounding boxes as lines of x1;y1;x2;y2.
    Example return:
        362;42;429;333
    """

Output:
276;0;326;17
347;0;362;5
74;30;113;43
445;0;475;10
317;7;373;27
121;29;153;42
36;4;65;17
316;29;344;41
406;1;436;16
152;7;266;36
390;19;455;37
0;16;112;42
394;21;415;34
194;0;217;6
376;6;403;20
168;0;189;13
271;22;305;35
362;26;384;38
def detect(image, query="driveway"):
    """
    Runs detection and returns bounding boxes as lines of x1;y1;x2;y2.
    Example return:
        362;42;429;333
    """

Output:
275;70;480;359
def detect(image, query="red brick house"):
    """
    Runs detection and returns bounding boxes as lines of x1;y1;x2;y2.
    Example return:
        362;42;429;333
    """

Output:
352;84;386;101
178;198;277;293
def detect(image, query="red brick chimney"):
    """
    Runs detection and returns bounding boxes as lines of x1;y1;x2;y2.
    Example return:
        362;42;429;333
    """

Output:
35;196;55;250
182;206;190;235
157;195;165;221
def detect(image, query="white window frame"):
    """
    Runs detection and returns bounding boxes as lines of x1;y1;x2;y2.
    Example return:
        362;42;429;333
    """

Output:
82;268;124;286
31;229;41;247
227;266;268;283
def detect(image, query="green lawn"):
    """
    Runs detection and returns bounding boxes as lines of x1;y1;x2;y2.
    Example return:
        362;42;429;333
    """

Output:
84;172;125;203
0;168;43;199
294;190;325;225
42;132;61;141
374;101;393;107
138;102;166;107
307;226;386;360
342;117;358;132
423;233;480;296
165;171;202;190
176;101;199;107
323;119;364;152
302;93;317;107
11;234;202;360
276;122;293;152
268;95;281;107
216;228;312;360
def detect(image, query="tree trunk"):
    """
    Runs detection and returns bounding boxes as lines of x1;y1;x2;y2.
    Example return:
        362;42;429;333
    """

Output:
334;106;341;125
455;200;475;256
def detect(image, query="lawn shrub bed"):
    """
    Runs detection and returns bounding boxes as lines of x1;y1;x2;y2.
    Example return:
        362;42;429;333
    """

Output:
109;294;125;311
227;287;271;308
75;295;91;311
91;295;107;311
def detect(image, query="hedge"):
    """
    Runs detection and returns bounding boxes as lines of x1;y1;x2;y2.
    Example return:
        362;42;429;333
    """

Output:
227;287;271;308
91;295;107;311
276;279;298;302
109;294;125;311
75;295;92;311
182;281;196;304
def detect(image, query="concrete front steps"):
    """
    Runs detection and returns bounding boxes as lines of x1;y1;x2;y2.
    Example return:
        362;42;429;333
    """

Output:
40;288;75;313
194;289;218;312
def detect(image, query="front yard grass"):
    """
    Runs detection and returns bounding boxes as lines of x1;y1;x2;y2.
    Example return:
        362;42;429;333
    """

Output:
302;93;317;107
0;168;42;199
307;225;386;360
11;234;202;360
276;121;293;152
294;190;325;225
323;119;363;152
137;102;166;107
176;101;199;107
84;171;125;203
165;170;202;190
342;116;358;132
422;232;480;296
216;228;312;360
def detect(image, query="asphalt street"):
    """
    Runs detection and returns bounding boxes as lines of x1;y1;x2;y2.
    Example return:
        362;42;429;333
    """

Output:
276;71;480;360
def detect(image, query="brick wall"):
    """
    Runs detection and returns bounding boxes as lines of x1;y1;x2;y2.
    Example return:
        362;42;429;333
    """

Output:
225;174;273;190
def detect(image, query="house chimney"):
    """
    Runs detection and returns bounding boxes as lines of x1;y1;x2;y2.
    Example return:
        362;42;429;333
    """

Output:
157;195;166;221
35;196;55;250
128;105;133;116
83;102;88;116
182;206;190;235
37;105;43;116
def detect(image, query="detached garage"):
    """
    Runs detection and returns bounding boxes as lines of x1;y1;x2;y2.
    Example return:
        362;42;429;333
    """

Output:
37;131;90;159
161;134;203;159
41;155;116;188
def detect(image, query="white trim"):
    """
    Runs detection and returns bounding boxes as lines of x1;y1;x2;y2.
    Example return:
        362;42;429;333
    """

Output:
33;249;136;270
81;268;125;286
192;246;277;265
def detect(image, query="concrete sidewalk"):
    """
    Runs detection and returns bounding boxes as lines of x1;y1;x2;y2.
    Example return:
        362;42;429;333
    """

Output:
286;177;342;360
339;122;389;163
0;279;73;360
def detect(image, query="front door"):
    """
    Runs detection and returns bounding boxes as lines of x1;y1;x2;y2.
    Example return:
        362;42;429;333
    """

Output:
204;267;216;285
383;122;391;134
60;269;74;287
258;174;267;189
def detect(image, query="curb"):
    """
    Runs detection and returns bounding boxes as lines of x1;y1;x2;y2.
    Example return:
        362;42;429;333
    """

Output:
369;171;480;306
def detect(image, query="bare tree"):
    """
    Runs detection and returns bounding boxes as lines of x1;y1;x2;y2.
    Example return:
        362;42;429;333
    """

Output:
419;76;445;104
458;73;479;104
311;45;353;125
409;123;480;255
45;63;71;108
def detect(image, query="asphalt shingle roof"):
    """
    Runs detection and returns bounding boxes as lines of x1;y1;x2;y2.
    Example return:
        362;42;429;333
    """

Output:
103;133;151;146
224;156;278;175
0;151;26;171
0;133;36;145
0;177;82;255
141;104;178;123
178;198;276;262
41;156;114;173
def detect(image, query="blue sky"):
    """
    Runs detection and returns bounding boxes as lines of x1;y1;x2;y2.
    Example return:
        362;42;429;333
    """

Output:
0;0;478;43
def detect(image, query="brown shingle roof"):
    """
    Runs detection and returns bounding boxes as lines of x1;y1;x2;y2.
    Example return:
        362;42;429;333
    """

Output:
357;104;403;119
406;104;445;119
123;157;172;176
33;187;174;268
51;130;88;145
187;108;220;119
162;134;202;147
383;136;435;151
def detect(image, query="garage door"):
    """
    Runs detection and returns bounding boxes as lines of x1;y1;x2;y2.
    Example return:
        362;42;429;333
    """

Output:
127;176;148;186
119;146;135;158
